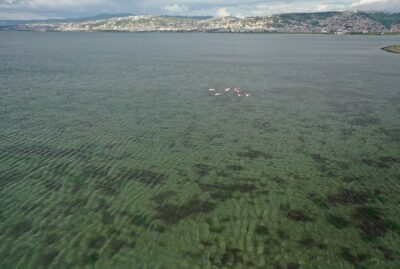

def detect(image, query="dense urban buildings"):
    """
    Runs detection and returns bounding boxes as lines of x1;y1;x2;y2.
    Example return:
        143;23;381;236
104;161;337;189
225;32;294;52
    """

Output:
3;11;400;34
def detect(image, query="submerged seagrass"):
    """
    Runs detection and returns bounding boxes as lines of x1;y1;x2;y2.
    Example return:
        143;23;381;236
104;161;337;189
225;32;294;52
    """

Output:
0;32;399;269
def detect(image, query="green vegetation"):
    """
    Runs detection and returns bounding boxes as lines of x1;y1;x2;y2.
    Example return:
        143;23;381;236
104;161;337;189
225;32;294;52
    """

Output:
362;12;400;28
279;12;341;22
382;45;400;54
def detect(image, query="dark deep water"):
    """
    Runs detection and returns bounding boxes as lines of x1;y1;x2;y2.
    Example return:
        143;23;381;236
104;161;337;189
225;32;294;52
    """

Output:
0;32;399;269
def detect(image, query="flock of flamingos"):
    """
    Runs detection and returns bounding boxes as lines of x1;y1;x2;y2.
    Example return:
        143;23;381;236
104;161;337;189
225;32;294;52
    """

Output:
208;87;251;97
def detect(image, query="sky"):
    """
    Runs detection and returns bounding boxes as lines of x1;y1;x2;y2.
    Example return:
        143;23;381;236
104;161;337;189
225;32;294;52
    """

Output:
0;0;399;20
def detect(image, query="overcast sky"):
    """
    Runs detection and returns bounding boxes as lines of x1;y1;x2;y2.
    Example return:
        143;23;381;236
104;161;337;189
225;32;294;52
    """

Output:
0;0;399;20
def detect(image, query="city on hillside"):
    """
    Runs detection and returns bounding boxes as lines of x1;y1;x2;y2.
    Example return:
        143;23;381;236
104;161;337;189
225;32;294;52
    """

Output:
2;11;400;34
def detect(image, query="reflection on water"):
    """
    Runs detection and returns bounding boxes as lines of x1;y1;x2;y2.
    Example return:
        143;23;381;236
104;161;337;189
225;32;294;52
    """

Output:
0;32;399;269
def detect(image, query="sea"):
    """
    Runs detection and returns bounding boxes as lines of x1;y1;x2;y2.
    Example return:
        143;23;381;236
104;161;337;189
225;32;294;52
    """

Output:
0;32;399;269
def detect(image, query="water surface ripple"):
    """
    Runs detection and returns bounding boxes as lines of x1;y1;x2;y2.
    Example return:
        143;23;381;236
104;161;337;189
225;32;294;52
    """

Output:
0;32;399;269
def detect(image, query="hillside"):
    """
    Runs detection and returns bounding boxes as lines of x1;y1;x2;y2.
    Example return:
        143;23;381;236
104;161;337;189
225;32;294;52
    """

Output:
1;11;399;34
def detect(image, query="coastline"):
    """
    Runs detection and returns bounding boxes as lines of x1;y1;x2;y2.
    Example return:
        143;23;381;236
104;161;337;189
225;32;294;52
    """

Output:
2;12;399;35
382;45;400;53
1;29;400;35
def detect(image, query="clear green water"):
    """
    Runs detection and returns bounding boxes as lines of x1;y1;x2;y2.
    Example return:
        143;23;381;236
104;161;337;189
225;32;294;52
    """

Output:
0;32;399;269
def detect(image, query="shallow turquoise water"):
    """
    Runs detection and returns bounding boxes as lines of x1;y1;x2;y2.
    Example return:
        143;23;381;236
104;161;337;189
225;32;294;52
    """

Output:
0;32;399;269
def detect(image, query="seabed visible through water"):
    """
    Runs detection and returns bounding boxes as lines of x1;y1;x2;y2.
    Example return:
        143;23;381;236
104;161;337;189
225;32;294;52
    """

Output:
0;32;399;269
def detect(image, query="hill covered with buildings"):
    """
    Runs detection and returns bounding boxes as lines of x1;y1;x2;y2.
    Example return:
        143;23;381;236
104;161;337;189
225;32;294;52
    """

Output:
2;11;399;34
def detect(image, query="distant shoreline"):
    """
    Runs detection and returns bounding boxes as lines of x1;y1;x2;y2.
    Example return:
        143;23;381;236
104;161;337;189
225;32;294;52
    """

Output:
1;29;400;36
1;12;400;34
382;45;400;54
